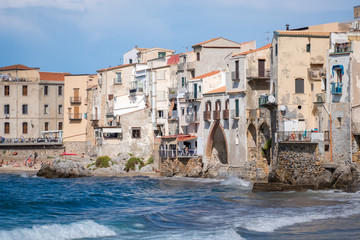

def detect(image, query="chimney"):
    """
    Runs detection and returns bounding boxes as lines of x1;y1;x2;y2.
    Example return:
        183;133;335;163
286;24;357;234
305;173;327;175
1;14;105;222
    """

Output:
286;24;290;31
354;6;360;19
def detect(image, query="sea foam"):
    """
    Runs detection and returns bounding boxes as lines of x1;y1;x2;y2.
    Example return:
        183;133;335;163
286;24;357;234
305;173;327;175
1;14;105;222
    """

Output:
238;201;360;233
0;220;116;240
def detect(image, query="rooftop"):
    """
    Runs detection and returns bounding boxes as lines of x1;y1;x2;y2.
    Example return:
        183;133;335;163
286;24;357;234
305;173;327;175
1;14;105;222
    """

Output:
233;43;271;57
191;70;221;80
0;64;36;71
40;72;70;81
275;31;331;37
97;63;134;72
204;85;226;95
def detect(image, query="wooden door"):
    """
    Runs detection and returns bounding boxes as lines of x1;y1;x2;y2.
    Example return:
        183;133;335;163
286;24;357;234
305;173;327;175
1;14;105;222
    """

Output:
258;59;265;77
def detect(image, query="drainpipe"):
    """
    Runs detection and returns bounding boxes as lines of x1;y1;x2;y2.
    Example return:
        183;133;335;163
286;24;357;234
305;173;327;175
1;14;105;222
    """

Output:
323;104;333;163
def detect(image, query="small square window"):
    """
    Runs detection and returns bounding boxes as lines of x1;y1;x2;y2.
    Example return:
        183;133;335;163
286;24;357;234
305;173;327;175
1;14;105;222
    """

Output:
22;86;28;96
45;122;49;131
58;86;63;96
44;105;49;114
44;86;49;95
132;128;141;138
22;104;28;115
22;122;28;134
158;110;164;118
4;86;10;96
58;105;63;114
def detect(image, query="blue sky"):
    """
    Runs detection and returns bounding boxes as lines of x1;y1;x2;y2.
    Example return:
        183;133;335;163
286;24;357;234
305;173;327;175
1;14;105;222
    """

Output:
0;0;358;74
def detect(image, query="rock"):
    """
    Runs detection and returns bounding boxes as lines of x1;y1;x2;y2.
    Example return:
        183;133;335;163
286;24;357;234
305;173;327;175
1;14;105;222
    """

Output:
331;165;360;192
140;164;154;173
184;159;202;177
37;159;91;178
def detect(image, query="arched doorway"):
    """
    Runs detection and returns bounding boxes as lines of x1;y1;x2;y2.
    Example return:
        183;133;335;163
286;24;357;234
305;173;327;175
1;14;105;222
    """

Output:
206;121;228;164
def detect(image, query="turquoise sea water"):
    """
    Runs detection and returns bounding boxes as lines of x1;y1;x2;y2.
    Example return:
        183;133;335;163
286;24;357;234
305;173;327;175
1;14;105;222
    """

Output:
0;173;359;240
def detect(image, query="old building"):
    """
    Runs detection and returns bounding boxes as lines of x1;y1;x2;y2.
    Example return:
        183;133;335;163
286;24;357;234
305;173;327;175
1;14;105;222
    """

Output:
63;74;96;153
0;64;66;142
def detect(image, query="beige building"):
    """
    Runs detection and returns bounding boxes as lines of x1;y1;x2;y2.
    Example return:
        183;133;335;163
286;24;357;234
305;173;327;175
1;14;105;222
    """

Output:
63;74;96;153
0;64;66;141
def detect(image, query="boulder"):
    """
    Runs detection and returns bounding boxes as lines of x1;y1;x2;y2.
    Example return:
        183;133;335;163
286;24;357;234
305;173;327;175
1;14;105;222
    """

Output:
37;159;91;178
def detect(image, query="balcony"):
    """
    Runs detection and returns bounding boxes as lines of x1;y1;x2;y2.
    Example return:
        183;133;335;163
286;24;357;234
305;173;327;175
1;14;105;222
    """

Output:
222;109;229;119
246;68;270;80
334;42;351;54
259;94;276;109
187;62;196;70
177;63;185;71
277;131;312;142
70;97;81;104
331;82;343;94
169;110;178;120
213;110;221;120
308;68;325;80
68;113;82;120
129;88;137;96
231;109;239;119
314;92;325;104
185;114;199;123
187;92;202;101
168;88;177;99
231;71;240;81
203;111;211;121
89;114;99;121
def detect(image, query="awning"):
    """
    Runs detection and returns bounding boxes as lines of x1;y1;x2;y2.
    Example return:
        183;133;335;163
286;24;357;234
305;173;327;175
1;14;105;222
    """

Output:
332;65;344;76
102;128;122;133
178;136;197;142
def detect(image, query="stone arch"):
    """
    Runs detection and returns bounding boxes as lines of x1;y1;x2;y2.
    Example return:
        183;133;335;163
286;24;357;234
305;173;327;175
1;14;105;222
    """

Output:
206;121;228;164
259;122;271;165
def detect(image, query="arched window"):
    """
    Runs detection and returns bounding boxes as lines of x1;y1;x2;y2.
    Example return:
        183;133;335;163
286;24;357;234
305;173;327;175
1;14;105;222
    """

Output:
225;99;229;110
215;100;221;111
205;101;211;112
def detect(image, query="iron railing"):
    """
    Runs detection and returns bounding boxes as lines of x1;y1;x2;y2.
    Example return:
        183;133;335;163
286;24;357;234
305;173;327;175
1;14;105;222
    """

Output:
331;82;343;94
70;97;81;104
277;131;311;142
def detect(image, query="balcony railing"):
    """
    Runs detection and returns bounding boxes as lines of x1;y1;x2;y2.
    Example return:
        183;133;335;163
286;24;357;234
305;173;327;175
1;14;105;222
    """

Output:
70;97;81;104
223;109;229;119
89;114;99;121
231;71;240;81
314;92;325;104
277;131;311;142
187;92;202;101
247;69;270;79
68;113;82;120
331;82;343;94
169;110;178;119
203;111;211;121
185;114;199;123
213;110;221;120
168;88;177;99
129;88;137;96
187;62;195;70
231;109;239;119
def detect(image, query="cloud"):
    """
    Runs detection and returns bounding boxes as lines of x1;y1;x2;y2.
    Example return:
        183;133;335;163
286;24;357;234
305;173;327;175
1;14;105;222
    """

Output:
0;0;88;11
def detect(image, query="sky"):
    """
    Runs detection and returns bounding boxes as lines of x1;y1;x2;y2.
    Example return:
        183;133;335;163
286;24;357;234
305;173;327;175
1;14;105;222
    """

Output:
0;0;359;74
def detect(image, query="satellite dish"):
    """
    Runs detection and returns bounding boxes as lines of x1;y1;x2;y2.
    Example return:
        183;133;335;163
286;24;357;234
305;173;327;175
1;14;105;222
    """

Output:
268;95;276;103
280;105;286;111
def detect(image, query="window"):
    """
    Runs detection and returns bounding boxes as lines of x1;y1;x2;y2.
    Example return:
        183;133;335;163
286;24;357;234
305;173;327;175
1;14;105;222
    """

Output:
181;107;185;116
22;86;28;96
115;72;122;84
181;77;186;87
275;44;278;56
129;59;133;64
58;122;63;130
45;122;49;131
108;94;114;101
199;86;201;92
158;52;166;58
4;86;9;96
190;70;195;78
58;105;63;114
4;122;10;134
44;105;49;114
235;60;239;80
4;104;9;115
44;86;49;95
58;86;63;96
306;43;311;52
22;104;28;115
132;128;141;138
22;122;28;134
158;110;164;118
197;52;200;61
336;68;343;83
295;78;304;94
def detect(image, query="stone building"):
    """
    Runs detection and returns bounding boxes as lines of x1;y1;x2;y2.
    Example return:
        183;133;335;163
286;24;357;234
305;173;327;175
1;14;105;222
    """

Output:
0;64;66;141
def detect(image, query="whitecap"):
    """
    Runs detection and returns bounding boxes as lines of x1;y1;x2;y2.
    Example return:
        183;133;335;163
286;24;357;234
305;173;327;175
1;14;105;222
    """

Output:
220;177;252;188
237;201;360;233
0;220;116;240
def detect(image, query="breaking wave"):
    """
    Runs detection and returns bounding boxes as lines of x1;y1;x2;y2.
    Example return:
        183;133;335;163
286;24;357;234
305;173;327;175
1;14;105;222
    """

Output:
0;220;116;240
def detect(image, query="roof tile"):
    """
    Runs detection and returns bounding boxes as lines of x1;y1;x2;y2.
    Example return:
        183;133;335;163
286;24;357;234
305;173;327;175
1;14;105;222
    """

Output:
191;70;221;80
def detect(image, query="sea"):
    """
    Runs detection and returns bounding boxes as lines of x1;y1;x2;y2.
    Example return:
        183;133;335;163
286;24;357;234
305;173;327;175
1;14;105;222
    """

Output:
0;173;359;240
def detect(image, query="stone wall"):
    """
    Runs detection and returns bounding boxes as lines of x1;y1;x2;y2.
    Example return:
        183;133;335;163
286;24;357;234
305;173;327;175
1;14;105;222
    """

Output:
269;142;325;185
64;141;87;155
0;147;64;159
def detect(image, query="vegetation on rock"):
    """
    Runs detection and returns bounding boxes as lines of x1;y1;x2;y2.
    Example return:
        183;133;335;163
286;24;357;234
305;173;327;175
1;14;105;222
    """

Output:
125;157;144;172
95;156;112;168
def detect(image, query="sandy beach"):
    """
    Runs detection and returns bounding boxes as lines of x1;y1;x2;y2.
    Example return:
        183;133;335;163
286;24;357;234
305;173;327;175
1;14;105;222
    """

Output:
0;155;52;174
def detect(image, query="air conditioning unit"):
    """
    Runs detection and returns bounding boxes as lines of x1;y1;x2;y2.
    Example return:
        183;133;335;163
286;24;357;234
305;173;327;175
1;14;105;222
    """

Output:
5;114;9;119
315;93;325;103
